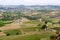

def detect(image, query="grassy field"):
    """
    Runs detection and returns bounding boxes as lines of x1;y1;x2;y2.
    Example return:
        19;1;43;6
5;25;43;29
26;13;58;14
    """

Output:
0;32;52;40
3;29;22;36
0;20;54;40
0;17;60;40
0;20;13;27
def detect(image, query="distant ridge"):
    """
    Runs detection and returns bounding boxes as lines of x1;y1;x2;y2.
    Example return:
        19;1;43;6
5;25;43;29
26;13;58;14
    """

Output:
0;5;60;11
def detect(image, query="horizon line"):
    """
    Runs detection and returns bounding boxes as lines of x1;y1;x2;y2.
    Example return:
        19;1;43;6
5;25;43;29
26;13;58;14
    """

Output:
0;4;60;6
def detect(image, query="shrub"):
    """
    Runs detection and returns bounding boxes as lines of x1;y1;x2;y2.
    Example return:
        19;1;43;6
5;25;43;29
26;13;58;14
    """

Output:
45;21;48;24
16;32;19;35
41;24;47;29
58;21;60;24
0;21;5;27
0;30;2;32
6;33;10;36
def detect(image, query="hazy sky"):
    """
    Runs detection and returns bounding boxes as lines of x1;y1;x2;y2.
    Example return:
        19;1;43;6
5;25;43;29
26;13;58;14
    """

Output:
0;0;60;5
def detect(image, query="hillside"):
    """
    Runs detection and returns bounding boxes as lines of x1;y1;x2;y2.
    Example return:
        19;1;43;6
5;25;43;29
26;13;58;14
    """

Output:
0;5;60;11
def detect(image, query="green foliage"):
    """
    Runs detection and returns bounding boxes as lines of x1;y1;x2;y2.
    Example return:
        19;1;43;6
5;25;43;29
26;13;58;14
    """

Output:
0;33;51;40
4;29;22;36
4;21;13;24
52;27;60;31
21;27;36;32
0;9;60;40
0;30;2;32
6;33;10;36
24;14;41;20
0;21;5;27
37;24;41;26
41;24;47;29
2;11;23;21
16;32;19;35
58;21;60;24
0;20;13;27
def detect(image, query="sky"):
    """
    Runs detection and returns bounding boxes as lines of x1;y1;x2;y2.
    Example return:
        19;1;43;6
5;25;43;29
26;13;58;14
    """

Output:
0;0;60;5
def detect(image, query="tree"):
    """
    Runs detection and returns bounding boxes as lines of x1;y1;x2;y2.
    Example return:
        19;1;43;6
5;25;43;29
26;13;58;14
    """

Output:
45;21;48;24
6;33;10;36
16;32;19;35
58;21;60;24
0;21;4;27
41;24;47;31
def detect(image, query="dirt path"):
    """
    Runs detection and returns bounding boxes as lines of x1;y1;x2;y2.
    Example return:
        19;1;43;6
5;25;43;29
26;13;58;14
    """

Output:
0;32;6;36
0;22;20;30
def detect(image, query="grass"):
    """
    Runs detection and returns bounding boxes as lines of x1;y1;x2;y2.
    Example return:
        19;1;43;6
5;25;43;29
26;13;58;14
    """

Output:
0;20;59;40
51;27;60;31
0;10;60;40
3;29;22;36
20;25;43;32
0;33;51;40
0;21;5;27
4;21;13;24
0;20;13;27
20;20;43;29
21;28;36;32
20;20;46;33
